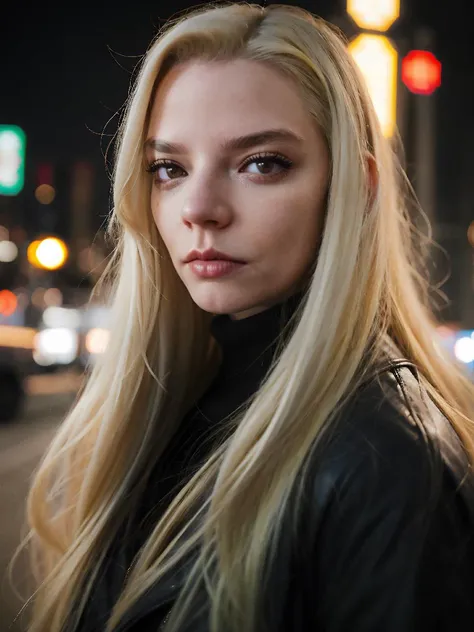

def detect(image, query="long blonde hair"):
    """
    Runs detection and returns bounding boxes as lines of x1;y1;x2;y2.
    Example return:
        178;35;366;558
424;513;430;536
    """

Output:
19;3;474;632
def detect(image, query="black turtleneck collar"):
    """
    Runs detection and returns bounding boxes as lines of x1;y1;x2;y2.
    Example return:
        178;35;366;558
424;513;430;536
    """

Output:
209;290;305;382
166;288;307;452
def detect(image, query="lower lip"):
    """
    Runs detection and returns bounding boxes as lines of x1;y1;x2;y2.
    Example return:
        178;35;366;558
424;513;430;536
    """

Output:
188;260;246;278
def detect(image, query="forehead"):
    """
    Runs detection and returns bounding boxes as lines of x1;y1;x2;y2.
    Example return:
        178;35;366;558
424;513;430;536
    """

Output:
147;59;314;142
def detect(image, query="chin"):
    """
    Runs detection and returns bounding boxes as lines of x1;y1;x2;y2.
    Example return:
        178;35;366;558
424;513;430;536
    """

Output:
186;284;259;317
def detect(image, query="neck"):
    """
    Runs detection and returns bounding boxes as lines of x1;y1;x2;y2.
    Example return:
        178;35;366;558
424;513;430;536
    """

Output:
210;290;305;379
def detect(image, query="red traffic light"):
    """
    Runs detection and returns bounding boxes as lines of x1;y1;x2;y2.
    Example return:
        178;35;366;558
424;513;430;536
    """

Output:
401;50;441;95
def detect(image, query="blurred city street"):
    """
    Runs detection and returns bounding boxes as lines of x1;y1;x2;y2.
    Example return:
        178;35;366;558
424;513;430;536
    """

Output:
0;0;473;630
0;370;82;632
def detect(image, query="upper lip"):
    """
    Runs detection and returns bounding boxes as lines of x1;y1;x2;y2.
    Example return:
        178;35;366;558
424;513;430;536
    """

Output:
184;248;245;263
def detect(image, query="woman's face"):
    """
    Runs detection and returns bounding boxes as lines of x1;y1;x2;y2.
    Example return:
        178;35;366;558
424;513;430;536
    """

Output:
146;59;329;320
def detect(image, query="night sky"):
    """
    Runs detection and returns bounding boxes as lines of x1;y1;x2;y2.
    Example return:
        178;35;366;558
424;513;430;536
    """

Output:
1;0;473;232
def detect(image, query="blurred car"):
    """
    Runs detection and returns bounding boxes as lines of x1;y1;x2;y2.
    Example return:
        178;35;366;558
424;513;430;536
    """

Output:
33;306;81;370
32;303;110;373
0;294;33;422
0;347;26;423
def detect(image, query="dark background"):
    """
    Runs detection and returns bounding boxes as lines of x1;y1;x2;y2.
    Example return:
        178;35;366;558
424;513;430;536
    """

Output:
1;0;473;320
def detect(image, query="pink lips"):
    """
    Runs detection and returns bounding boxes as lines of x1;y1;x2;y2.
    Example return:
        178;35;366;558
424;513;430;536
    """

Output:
188;260;246;278
184;247;245;264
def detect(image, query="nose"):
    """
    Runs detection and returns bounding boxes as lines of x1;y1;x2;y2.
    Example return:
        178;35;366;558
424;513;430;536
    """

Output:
181;173;233;229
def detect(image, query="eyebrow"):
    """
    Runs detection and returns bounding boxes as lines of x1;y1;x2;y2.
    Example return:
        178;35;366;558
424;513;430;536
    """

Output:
144;128;304;154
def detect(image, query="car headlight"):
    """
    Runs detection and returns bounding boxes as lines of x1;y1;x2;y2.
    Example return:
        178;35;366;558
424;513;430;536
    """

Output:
33;328;79;365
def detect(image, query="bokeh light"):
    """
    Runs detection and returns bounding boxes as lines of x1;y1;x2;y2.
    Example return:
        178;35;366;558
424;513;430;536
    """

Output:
85;327;110;355
31;287;46;308
0;240;18;262
35;184;56;205
28;237;68;270
454;337;474;364
43;287;63;307
0;290;17;316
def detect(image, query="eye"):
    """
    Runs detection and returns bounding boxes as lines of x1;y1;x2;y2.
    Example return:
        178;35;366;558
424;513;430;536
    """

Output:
240;152;293;177
145;152;294;184
145;160;186;182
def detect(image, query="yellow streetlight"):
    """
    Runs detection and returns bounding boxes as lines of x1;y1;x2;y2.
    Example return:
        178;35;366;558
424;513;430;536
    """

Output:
347;0;400;32
27;240;42;267
348;34;398;138
27;237;69;270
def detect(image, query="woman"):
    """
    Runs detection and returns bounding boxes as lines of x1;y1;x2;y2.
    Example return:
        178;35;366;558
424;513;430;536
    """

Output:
21;3;474;631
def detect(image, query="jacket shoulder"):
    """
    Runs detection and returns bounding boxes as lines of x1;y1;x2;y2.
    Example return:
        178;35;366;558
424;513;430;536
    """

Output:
307;361;474;522
295;362;474;630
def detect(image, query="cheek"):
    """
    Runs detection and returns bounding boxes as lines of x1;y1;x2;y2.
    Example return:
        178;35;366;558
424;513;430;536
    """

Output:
255;191;325;256
151;197;175;250
151;207;163;241
150;191;159;227
151;204;161;233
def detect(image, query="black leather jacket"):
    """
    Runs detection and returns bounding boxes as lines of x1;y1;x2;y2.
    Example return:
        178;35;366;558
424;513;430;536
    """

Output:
109;360;474;632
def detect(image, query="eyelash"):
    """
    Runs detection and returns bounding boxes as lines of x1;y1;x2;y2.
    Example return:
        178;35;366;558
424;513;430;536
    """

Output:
145;151;294;183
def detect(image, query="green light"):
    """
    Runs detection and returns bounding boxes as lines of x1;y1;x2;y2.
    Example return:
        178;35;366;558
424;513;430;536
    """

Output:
0;125;26;195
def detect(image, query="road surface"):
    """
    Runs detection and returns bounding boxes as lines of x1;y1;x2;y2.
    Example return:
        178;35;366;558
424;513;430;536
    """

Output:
0;371;83;632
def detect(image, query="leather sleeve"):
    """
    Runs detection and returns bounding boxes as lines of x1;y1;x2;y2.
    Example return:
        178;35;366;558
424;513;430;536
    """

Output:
309;389;474;631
